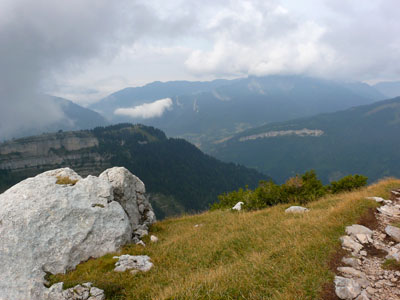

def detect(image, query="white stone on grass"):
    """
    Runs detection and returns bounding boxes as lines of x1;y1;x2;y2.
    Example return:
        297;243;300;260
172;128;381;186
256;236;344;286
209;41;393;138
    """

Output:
366;196;385;203
285;206;309;213
232;201;244;211
150;235;159;242
114;254;153;273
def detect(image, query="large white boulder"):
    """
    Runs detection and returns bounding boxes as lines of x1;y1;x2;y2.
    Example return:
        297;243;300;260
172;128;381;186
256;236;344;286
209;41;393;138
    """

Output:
0;167;155;300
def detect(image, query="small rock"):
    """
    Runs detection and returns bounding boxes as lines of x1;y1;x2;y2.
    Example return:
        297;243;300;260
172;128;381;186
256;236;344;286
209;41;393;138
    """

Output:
366;196;385;202
360;250;367;257
337;267;367;279
284;206;309;213
114;254;153;272
335;276;362;299
136;240;146;247
385;225;400;242
342;257;360;268
340;236;363;253
232;202;244;211
355;234;372;244
150;235;158;243
346;225;373;237
355;290;370;300
366;286;376;295
377;205;400;217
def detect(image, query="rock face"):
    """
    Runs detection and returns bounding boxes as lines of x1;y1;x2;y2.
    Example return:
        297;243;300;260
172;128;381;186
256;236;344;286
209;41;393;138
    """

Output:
0;167;155;300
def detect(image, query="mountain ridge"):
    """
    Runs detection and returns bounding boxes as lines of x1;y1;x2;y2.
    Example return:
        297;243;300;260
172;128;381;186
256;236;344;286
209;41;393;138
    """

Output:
210;96;400;183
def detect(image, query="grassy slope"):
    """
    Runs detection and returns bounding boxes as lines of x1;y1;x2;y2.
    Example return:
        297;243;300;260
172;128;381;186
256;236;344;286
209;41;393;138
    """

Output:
50;178;400;300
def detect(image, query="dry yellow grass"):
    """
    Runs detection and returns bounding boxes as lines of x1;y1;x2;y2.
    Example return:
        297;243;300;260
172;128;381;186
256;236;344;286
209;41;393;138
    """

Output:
49;178;400;300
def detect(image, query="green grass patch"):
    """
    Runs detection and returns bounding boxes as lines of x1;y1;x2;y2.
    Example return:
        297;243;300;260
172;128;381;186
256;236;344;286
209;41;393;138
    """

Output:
48;178;399;300
382;259;400;271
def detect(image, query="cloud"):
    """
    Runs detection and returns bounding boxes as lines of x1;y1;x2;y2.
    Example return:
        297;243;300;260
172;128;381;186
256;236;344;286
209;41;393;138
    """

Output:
0;0;193;139
114;98;173;119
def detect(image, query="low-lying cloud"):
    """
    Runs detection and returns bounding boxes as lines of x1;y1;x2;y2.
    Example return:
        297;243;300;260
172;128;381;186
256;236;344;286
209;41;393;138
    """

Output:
114;98;173;119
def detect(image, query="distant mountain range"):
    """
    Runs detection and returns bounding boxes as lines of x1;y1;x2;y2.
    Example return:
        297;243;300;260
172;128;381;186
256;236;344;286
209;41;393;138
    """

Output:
0;124;267;218
373;81;400;98
209;96;400;184
90;75;386;148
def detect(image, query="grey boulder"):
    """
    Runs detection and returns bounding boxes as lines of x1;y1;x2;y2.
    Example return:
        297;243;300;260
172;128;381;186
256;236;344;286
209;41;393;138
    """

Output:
0;167;155;300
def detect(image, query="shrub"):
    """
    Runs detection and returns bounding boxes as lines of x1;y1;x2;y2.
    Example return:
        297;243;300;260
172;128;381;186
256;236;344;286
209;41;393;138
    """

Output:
281;170;326;205
212;170;367;211
329;174;368;194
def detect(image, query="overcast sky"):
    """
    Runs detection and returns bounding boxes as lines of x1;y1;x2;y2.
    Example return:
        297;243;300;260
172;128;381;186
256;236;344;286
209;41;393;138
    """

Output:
0;0;399;138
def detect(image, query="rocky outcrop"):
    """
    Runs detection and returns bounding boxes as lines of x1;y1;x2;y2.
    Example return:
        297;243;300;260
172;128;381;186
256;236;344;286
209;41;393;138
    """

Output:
0;167;155;300
333;192;400;299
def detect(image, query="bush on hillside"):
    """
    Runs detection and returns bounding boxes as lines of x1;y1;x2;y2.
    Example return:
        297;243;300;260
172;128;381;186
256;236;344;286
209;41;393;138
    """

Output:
212;170;367;211
328;174;368;194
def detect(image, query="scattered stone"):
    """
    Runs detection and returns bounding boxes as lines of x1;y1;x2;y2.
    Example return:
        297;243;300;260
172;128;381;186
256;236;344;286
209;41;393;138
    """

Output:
346;225;373;237
377;205;400;217
284;206;309;213
366;286;377;295
385;225;400;242
355;234;372;244
334;276;362;299
342;257;360;268
340;236;363;253
337;267;367;279
232;201;244;211
355;290;370;300
114;254;153;273
150;235;159;243
136;240;146;247
45;282;105;300
334;191;400;300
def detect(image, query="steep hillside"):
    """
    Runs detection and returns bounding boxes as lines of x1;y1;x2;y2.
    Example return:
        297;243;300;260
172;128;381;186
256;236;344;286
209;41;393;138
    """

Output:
90;76;383;148
0;124;267;218
210;97;400;183
48;177;400;300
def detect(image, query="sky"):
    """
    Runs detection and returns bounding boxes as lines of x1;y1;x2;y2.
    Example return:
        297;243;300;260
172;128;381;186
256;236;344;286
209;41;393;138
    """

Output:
0;0;399;138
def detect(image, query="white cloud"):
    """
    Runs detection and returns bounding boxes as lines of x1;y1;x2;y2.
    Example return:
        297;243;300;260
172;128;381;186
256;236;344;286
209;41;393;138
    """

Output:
114;98;173;119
